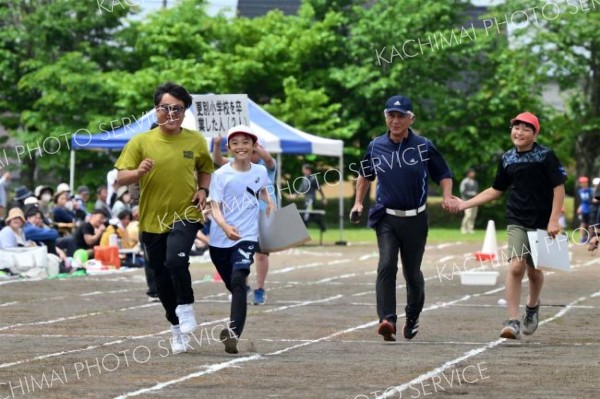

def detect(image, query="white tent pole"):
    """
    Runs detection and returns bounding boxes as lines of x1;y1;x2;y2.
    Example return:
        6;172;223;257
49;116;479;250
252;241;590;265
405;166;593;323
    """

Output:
276;153;282;209
336;153;346;245
69;150;75;192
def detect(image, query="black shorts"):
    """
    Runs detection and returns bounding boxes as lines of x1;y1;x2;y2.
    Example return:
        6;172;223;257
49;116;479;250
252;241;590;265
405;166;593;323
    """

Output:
209;241;258;273
255;242;269;256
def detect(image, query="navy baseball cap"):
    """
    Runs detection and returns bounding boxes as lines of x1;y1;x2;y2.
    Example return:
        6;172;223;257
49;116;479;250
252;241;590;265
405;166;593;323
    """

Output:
384;95;413;114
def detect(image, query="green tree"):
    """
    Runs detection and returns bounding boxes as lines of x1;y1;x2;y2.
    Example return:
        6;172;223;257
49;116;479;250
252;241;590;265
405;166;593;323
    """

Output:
0;0;135;187
333;0;509;179
499;0;600;180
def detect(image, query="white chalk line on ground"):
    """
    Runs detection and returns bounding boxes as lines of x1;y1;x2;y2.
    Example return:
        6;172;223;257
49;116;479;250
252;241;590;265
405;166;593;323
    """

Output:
3;250;597;390
351;272;445;297
276;248;344;257
351;255;599;298
257;337;600;346
0;295;341;370
374;289;600;399
2;252;593;347
0;303;158;332
111;354;264;399
0;252;370;308
431;242;462;250
0;260;366;331
1;251;594;333
112;257;600;398
112;287;506;399
0;333;137;339
0;247;490;393
0;274;244;308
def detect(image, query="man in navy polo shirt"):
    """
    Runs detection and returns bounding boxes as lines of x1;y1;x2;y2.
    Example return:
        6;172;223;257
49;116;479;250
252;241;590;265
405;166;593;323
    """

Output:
350;95;456;341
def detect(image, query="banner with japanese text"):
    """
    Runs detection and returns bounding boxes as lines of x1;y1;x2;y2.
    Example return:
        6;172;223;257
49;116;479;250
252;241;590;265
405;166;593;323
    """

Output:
192;94;249;137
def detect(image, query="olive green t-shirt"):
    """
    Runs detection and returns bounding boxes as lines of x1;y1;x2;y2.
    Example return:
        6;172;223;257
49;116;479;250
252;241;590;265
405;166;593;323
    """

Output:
114;127;213;233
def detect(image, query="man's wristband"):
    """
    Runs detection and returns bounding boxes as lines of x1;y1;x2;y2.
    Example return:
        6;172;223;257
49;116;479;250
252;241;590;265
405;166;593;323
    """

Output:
198;187;209;197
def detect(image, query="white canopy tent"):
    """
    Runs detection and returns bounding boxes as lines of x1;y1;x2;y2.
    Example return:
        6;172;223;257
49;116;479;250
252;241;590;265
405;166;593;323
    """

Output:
70;98;347;244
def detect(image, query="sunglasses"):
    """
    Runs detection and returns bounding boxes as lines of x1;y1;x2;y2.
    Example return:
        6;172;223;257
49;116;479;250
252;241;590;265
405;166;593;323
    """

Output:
157;104;186;114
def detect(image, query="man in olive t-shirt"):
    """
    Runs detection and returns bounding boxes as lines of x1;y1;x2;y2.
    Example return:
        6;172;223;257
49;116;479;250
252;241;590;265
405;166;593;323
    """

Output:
115;82;213;353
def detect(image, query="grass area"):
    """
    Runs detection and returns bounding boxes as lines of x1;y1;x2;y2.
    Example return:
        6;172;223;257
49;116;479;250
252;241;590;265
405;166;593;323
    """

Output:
307;226;508;245
304;194;574;246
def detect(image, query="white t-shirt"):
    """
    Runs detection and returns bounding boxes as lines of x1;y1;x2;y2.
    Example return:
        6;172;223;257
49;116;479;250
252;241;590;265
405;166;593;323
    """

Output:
227;157;277;209
209;162;269;248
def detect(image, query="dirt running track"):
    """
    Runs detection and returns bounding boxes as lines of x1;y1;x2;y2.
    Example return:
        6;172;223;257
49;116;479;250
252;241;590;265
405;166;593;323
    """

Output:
1;240;599;399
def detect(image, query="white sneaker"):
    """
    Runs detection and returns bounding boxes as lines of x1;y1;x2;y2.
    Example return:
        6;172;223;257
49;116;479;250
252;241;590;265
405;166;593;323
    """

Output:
170;325;188;354
175;304;197;334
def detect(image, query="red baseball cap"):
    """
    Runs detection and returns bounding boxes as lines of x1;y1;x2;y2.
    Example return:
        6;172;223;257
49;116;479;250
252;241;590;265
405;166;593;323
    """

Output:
511;112;540;134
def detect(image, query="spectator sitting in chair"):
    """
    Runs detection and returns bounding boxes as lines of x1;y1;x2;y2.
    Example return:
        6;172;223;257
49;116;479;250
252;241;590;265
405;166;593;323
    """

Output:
72;209;106;258
52;184;76;235
0;208;35;249
100;209;133;249
23;196;53;227
23;208;67;262
34;185;54;221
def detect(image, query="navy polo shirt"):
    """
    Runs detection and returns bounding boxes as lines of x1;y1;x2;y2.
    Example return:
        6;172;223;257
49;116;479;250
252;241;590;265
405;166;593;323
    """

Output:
355;130;452;210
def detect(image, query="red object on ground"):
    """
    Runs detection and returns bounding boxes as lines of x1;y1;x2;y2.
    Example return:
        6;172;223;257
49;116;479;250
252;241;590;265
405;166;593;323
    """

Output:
474;251;496;261
94;246;121;268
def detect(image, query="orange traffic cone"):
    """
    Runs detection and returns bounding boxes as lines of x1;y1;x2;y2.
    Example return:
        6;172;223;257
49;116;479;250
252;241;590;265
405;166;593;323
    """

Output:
474;220;498;261
212;271;223;282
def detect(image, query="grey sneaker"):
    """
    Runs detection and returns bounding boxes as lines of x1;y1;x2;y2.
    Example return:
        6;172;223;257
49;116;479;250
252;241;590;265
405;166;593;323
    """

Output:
500;319;521;339
522;302;540;335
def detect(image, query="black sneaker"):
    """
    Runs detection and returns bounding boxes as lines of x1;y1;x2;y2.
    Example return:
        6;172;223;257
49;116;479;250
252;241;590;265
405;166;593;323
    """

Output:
220;328;239;354
500;319;521;339
522;302;540;335
403;317;419;340
377;319;396;342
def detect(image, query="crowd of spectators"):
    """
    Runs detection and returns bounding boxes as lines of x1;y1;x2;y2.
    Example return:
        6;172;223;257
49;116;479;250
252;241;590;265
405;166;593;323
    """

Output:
0;177;136;271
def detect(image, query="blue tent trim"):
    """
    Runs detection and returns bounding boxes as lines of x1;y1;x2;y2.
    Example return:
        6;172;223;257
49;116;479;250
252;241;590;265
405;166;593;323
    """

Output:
71;99;341;156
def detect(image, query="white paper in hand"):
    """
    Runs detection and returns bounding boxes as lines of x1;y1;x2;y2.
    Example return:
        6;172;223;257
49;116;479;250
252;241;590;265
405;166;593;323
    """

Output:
258;203;311;253
527;229;570;272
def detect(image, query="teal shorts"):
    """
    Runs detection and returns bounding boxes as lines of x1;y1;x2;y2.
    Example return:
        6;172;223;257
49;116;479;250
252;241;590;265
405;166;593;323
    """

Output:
506;225;535;267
